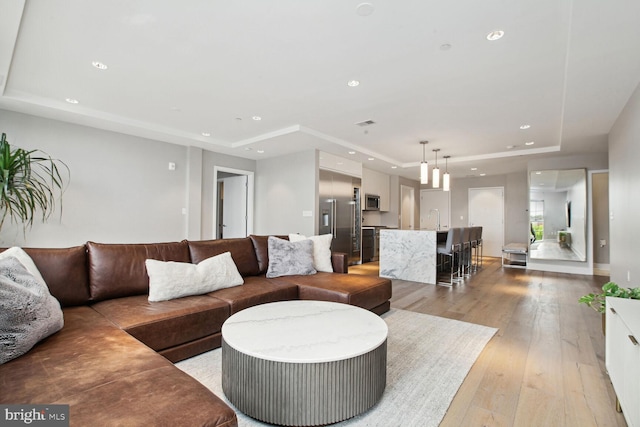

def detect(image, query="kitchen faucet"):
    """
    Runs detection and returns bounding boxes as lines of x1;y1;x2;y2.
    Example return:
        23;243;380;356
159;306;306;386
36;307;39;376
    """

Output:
429;208;440;231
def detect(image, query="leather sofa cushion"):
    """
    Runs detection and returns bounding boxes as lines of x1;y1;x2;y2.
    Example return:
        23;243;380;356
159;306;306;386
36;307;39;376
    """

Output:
0;306;237;427
189;238;260;277
91;294;229;351
207;275;298;314
86;241;191;301
1;246;90;307
281;272;392;311
62;365;237;427
0;306;169;403
249;235;288;274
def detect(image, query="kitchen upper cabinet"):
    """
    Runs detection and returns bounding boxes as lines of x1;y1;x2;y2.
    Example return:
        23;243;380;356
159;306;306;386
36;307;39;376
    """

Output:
362;168;390;211
606;297;640;427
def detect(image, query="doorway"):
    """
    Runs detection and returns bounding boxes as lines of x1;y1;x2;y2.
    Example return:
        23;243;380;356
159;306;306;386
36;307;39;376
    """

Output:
213;167;254;239
591;171;610;275
400;185;415;230
468;187;504;257
420;189;450;230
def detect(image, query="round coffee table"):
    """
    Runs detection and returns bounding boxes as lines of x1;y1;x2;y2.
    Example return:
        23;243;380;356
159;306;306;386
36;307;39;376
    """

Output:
221;300;388;426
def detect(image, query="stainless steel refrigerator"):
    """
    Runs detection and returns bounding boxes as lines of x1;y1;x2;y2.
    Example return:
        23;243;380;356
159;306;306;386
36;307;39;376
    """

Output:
319;169;362;265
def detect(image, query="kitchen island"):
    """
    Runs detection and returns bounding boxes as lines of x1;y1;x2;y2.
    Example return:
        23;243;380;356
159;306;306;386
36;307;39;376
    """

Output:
379;229;445;284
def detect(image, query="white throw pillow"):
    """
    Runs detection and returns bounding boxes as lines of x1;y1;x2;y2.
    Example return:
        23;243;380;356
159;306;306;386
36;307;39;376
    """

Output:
288;233;333;272
146;252;244;302
0;247;47;286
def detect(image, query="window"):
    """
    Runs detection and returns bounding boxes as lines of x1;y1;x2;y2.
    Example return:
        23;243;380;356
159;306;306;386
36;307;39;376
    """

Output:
530;200;544;241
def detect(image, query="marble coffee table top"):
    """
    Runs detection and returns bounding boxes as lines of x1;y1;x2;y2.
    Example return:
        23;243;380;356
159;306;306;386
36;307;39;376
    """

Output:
221;300;388;363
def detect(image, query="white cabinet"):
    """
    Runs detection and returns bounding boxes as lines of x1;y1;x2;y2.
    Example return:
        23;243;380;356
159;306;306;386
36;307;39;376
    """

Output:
362;168;390;211
606;297;640;427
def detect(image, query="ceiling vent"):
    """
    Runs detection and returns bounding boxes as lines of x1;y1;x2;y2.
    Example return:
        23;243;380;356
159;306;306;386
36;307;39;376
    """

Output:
355;119;376;127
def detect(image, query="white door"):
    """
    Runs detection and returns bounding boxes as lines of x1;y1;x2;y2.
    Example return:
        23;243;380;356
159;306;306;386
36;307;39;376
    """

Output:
468;187;504;257
221;175;248;238
400;185;415;230
420;189;450;230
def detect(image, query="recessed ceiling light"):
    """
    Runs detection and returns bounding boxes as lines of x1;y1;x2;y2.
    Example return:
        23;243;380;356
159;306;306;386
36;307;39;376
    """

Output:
506;145;516;149
252;116;262;121
391;166;398;169
347;80;360;87
348;151;356;155
470;167;478;171
480;173;487;176
244;147;252;151
525;141;535;146
92;61;108;70
65;98;79;104
486;30;504;41
257;150;265;154
520;124;531;130
201;132;211;137
535;171;542;175
356;2;375;16
368;157;375;161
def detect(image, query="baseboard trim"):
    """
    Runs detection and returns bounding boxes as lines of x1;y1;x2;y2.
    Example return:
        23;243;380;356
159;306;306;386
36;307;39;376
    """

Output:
593;263;610;277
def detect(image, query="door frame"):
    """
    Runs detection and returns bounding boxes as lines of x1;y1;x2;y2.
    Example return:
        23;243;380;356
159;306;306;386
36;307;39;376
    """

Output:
400;185;415;230
468;186;504;257
213;166;255;239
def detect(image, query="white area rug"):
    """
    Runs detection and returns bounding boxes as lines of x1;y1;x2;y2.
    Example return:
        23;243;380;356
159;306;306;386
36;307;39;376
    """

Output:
176;308;497;427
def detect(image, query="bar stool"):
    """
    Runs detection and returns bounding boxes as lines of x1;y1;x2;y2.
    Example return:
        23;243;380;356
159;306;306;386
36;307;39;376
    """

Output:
470;227;479;272
460;227;472;277
437;227;462;286
475;226;483;268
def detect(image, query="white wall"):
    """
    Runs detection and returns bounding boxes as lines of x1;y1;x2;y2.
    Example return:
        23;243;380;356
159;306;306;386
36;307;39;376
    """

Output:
609;81;640;286
449;171;528;245
0;109;255;246
254;150;316;236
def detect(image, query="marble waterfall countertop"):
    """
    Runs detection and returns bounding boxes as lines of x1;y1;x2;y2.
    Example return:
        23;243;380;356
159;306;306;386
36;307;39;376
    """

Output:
379;229;439;284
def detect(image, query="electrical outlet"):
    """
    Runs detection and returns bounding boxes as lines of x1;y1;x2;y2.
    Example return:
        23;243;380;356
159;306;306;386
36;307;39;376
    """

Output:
628;270;631;282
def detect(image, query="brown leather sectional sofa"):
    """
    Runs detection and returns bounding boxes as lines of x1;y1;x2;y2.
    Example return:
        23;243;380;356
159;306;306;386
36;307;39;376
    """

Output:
0;235;392;426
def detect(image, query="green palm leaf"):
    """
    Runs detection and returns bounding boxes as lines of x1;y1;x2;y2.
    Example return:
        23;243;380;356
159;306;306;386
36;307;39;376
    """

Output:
0;133;69;232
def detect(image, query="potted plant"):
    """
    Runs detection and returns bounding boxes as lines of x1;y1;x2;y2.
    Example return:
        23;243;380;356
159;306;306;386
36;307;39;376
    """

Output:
0;132;69;231
579;281;640;333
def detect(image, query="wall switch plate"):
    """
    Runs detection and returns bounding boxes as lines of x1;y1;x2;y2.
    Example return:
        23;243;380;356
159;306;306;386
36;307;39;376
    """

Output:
628;270;632;282
302;210;313;217
168;162;176;170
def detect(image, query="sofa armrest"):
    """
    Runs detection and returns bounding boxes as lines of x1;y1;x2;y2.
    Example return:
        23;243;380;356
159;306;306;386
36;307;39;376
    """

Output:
331;252;348;274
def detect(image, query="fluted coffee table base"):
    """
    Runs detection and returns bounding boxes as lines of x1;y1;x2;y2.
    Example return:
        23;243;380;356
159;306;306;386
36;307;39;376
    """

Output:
220;301;388;426
222;339;386;426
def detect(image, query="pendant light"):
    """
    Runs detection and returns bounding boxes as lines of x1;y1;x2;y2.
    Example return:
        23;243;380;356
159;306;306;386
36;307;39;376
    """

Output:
443;155;451;192
432;149;440;188
420;141;429;185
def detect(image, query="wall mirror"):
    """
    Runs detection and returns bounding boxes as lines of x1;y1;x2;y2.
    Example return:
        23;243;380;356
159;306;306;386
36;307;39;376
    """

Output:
529;168;587;262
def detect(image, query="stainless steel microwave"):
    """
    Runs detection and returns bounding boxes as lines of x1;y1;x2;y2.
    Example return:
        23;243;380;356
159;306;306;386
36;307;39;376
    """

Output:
364;194;380;211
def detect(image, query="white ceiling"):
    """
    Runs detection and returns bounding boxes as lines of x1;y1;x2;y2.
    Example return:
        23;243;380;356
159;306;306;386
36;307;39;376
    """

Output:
1;0;639;181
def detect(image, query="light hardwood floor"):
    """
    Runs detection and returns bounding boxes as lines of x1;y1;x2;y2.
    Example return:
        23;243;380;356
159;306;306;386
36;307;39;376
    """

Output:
349;258;626;427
